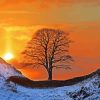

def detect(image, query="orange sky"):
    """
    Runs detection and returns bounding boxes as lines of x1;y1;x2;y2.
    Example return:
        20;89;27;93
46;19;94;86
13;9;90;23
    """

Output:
0;0;100;80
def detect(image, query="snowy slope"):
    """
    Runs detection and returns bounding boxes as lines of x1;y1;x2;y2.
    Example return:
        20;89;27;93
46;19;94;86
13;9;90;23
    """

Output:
2;72;99;100
0;58;22;79
66;71;100;100
0;57;99;100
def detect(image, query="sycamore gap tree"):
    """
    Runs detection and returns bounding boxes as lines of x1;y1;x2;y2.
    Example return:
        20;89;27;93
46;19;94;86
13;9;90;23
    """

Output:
22;28;73;81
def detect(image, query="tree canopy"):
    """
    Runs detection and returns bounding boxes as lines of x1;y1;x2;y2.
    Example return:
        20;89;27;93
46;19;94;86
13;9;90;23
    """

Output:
22;28;73;80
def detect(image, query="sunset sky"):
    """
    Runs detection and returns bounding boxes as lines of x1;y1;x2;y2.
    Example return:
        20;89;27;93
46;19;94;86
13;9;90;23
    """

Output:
0;0;100;80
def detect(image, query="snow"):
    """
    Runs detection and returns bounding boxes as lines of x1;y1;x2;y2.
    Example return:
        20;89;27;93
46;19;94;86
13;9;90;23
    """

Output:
0;58;23;79
0;74;99;100
0;64;22;79
0;58;99;100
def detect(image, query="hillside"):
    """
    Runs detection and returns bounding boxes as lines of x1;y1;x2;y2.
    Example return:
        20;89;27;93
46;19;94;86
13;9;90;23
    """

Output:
7;69;100;88
0;57;99;100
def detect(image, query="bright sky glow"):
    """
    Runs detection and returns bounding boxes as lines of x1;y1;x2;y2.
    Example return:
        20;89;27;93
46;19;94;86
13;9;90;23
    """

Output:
3;53;14;61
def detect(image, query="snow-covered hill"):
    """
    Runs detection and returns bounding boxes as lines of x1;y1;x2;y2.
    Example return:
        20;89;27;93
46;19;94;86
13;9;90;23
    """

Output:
0;58;22;79
0;57;99;100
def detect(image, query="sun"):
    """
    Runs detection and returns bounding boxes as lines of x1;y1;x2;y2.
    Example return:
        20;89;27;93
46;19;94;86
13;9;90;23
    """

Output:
3;53;14;61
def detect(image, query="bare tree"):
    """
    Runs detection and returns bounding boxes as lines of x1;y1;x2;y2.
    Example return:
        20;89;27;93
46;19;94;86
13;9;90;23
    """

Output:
22;28;73;80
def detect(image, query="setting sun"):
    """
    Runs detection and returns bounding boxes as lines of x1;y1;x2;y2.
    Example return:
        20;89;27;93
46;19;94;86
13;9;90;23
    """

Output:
3;53;14;61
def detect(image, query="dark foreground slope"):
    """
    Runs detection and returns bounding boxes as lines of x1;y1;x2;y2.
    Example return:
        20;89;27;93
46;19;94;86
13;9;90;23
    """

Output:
7;69;100;88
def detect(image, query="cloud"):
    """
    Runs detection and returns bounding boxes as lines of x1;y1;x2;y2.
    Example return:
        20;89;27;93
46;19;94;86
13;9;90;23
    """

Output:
0;0;100;11
40;0;100;6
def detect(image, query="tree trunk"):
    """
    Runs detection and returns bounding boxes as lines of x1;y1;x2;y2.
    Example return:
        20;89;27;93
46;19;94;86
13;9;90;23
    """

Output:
48;68;52;81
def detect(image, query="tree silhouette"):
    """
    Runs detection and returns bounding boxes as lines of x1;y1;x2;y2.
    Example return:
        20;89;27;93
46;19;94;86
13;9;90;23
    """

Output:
22;28;73;80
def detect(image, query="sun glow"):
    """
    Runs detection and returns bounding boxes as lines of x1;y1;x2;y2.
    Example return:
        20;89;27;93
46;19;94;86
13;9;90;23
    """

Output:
3;53;14;61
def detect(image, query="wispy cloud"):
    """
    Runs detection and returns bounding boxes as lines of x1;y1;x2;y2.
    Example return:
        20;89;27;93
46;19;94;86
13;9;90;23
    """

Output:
0;11;38;14
0;0;100;10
